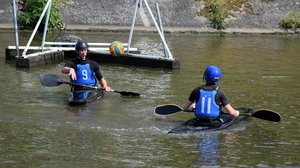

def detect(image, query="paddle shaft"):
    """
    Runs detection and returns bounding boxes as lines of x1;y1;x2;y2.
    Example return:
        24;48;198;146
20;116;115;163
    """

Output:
157;111;253;116
40;74;141;97
60;81;140;96
239;113;251;116
59;81;98;89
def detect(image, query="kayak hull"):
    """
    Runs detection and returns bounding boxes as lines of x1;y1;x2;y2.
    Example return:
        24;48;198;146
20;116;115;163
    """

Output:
168;107;253;134
67;89;104;105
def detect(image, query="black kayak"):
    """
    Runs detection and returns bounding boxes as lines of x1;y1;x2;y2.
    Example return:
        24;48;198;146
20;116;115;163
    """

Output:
66;89;104;105
168;107;253;134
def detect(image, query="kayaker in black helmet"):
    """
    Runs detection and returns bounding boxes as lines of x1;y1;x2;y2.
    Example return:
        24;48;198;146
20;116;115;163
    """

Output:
182;65;239;127
62;40;111;92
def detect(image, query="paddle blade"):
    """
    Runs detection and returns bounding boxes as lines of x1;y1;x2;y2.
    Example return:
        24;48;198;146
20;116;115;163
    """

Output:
121;91;140;97
154;104;183;116
40;74;62;87
251;109;281;122
112;90;141;97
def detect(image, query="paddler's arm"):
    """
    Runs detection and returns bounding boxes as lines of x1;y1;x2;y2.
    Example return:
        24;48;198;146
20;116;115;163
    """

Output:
182;100;195;112
62;67;76;80
224;104;239;117
99;78;110;92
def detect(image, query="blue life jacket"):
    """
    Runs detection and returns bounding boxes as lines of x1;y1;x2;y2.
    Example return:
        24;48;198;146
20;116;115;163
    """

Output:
195;87;220;118
73;63;96;86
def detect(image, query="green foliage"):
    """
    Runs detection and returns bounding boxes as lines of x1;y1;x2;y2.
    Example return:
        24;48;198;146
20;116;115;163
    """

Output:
206;0;228;29
18;0;69;31
195;0;259;30
281;11;300;30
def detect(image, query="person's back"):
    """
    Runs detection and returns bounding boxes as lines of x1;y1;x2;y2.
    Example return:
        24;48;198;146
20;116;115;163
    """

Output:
182;65;239;127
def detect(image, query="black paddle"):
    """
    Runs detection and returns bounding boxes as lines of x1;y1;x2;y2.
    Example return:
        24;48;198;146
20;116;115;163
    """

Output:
239;110;281;122
40;73;141;97
154;104;281;122
154;104;184;116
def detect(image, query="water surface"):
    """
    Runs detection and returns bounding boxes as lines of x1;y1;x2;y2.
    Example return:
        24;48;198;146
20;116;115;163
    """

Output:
0;31;300;167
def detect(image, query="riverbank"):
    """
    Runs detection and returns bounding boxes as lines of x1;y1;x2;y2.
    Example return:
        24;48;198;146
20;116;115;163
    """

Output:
0;23;299;36
2;0;300;36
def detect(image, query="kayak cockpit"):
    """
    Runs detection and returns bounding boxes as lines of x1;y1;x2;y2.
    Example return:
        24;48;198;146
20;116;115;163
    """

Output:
66;89;104;105
168;107;253;134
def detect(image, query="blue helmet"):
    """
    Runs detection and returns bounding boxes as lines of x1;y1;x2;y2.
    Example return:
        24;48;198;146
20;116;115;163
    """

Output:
203;65;222;82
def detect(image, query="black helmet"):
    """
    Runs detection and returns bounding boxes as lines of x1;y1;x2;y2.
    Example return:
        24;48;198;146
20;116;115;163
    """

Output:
75;40;88;50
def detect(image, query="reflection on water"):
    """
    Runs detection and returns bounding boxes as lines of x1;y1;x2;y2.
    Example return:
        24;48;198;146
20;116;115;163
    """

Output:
196;134;220;165
1;31;300;167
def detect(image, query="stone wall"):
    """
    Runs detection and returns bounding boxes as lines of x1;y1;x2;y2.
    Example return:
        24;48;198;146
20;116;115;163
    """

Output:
0;0;15;24
1;0;300;31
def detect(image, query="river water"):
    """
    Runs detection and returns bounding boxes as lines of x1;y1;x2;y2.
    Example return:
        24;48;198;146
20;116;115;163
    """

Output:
0;30;299;167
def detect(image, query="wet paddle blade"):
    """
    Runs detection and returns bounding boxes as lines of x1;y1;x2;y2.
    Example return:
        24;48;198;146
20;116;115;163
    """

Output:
119;91;141;97
40;74;62;87
111;90;141;97
251;109;281;122
154;104;183;116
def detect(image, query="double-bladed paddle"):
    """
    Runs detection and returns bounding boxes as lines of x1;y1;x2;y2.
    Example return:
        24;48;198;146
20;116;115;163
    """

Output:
40;73;141;97
154;104;281;122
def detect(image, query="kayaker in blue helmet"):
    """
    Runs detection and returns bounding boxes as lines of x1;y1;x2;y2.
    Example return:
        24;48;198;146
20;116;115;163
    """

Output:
182;65;239;127
62;40;111;92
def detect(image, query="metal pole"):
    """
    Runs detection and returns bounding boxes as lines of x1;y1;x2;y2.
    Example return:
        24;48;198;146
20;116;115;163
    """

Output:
155;3;168;58
127;0;139;54
143;0;173;58
42;0;52;51
139;0;143;8
22;0;52;57
12;0;20;58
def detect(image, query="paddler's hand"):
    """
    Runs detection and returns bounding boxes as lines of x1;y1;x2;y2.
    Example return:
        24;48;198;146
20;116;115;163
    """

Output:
103;86;111;92
233;110;240;117
224;104;239;117
187;103;196;112
232;110;240;117
68;68;77;80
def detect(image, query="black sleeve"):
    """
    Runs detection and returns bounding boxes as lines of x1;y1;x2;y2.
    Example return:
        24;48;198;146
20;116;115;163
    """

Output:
217;88;229;107
188;87;200;103
90;60;103;80
64;60;77;70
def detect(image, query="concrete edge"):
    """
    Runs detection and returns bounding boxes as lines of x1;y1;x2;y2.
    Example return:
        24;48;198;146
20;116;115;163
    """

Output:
1;24;299;35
